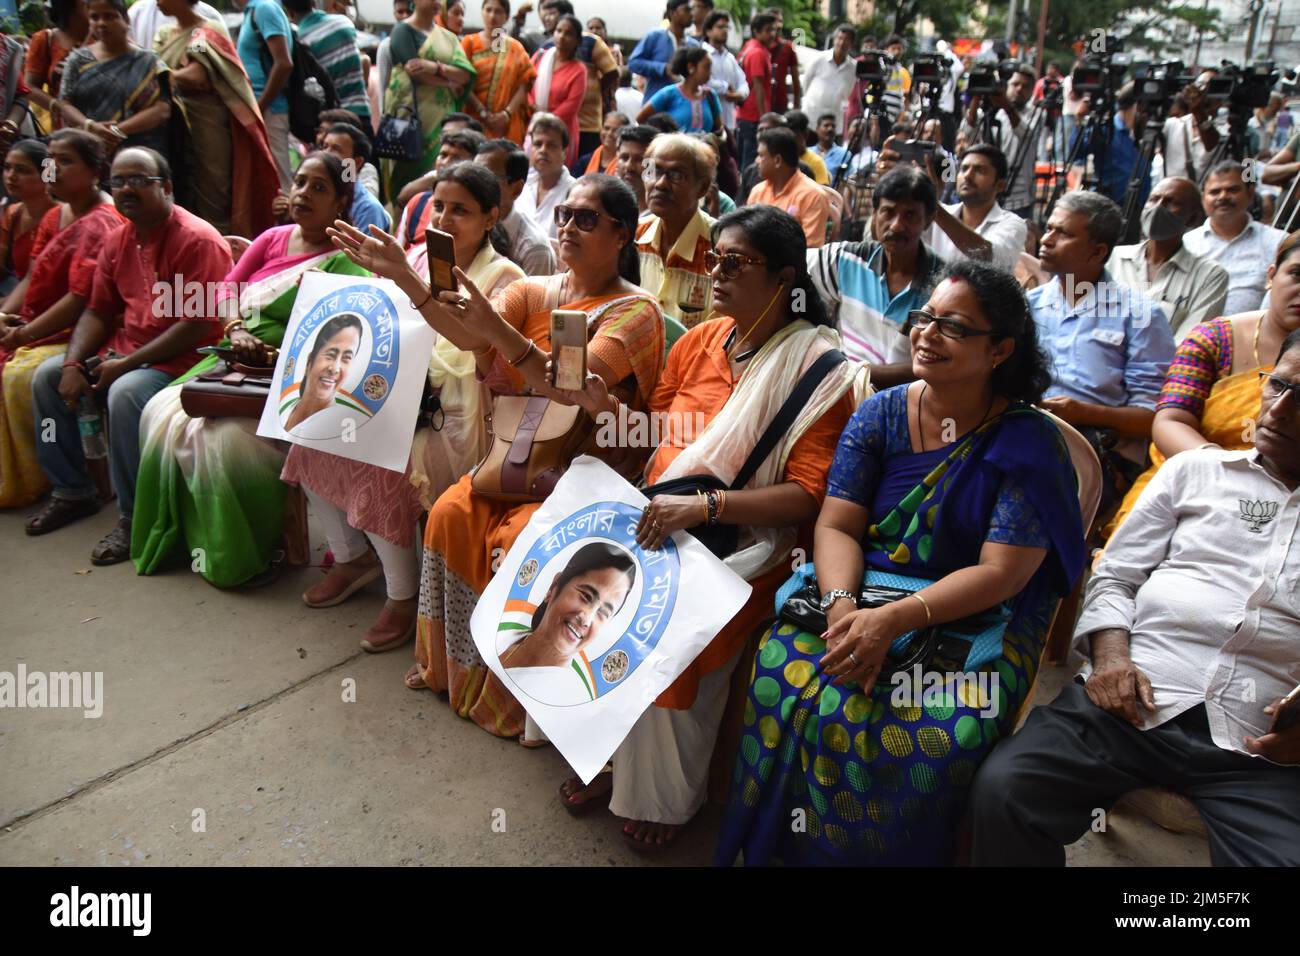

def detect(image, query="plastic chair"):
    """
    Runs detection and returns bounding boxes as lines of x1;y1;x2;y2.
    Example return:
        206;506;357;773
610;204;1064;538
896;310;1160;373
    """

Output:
663;313;688;357
821;185;845;243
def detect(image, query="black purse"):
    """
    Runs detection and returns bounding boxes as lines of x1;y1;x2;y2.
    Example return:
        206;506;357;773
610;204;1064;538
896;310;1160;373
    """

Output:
779;574;1012;679
642;348;845;558
374;81;424;162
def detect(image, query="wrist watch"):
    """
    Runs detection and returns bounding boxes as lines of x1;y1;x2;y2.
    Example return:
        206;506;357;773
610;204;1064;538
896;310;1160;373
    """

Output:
820;588;857;611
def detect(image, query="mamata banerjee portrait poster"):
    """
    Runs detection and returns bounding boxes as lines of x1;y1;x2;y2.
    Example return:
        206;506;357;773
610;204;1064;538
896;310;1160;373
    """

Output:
471;456;753;784
256;271;434;472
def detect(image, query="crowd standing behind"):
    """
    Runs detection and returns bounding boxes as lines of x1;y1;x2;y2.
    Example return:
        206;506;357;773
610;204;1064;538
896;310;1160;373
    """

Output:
0;0;1297;866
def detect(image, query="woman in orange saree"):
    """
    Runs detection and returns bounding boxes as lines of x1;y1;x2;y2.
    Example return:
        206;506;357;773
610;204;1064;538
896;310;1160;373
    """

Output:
155;0;279;237
1105;232;1300;535
390;175;664;738
462;0;536;144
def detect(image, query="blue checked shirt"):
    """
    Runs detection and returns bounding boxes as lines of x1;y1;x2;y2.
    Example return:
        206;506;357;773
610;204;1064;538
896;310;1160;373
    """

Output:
628;30;700;100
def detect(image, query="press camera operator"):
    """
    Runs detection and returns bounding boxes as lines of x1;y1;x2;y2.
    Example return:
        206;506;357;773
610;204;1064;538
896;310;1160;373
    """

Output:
1160;69;1224;183
959;61;1037;219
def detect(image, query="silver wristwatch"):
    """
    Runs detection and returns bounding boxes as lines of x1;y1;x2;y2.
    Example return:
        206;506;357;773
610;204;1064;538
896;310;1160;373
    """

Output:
819;588;857;611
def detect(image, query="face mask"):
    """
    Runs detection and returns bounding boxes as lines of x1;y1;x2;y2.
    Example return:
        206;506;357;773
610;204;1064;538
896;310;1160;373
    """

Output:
1141;203;1187;242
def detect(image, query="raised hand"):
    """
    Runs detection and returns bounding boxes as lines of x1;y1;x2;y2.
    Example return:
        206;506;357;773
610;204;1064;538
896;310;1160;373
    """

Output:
327;219;410;281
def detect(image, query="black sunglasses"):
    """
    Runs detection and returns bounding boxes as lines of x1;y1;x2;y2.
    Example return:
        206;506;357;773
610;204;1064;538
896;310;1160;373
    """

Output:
554;204;620;232
904;309;999;340
107;175;166;191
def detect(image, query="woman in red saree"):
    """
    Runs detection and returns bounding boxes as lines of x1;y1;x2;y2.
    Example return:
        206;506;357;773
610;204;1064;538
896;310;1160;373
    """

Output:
530;14;586;166
154;0;279;237
462;0;535;145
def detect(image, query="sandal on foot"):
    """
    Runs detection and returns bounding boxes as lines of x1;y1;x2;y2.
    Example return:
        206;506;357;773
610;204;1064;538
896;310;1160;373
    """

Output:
302;558;382;608
90;518;133;566
25;496;99;536
404;664;428;690
360;601;417;653
559;767;613;816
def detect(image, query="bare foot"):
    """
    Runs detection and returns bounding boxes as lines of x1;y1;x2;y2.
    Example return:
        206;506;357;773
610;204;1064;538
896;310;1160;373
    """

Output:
622;819;680;847
558;770;612;812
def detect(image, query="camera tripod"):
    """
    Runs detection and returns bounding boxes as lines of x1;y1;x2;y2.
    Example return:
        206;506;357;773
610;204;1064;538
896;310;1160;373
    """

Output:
1002;85;1065;223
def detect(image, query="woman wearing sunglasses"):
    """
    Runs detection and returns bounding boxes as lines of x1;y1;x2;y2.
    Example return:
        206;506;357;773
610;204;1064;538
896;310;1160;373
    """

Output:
326;172;665;728
1104;229;1300;536
550;205;863;850
717;259;1089;866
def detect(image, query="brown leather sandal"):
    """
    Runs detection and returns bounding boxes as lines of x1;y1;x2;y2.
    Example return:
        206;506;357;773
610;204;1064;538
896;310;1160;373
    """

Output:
25;497;100;536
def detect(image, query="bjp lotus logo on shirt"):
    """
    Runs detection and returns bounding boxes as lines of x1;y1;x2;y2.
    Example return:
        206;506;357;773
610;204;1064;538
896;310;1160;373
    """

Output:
1238;499;1278;533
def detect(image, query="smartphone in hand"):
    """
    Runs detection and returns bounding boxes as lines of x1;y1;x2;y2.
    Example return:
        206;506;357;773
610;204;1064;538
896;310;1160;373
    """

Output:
1271;683;1300;734
425;227;458;297
549;309;588;390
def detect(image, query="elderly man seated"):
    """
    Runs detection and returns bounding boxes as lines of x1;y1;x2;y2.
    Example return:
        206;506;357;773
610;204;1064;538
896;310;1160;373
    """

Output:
971;328;1300;867
635;133;716;327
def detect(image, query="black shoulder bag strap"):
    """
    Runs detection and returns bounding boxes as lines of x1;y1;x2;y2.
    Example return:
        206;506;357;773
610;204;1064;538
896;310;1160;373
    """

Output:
729;347;846;491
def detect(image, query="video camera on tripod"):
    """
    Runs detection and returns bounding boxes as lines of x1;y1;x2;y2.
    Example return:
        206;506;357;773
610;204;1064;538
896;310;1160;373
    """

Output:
1194;59;1280;185
965;58;1020;97
1130;60;1194;123
854;50;894;86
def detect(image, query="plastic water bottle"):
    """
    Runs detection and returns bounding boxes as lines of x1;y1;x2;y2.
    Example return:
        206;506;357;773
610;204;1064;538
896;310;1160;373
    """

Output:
77;396;108;460
303;76;326;104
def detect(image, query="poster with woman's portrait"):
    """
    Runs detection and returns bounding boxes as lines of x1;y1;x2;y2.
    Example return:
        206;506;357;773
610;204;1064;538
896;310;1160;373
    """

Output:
256;271;434;472
471;456;753;784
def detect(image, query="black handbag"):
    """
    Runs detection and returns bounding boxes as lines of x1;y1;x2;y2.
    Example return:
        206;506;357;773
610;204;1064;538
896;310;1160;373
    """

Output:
779;575;1012;678
374;83;423;162
642;348;846;558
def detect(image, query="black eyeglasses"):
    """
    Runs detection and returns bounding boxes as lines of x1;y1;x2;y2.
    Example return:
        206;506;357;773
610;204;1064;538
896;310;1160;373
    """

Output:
554;204;620;232
641;161;689;185
107;175;166;191
904;309;998;340
704;250;766;279
1260;371;1300;402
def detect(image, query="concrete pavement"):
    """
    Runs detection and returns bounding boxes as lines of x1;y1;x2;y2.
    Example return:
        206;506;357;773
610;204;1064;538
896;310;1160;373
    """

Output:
0;506;1208;866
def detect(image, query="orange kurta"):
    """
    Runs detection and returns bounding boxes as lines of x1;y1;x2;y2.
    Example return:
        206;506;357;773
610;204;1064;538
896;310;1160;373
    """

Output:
647;318;853;709
414;277;665;737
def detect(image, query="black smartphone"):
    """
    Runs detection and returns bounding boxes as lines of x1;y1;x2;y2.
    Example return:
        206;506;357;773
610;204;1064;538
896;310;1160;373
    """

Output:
893;138;936;168
425;227;458;296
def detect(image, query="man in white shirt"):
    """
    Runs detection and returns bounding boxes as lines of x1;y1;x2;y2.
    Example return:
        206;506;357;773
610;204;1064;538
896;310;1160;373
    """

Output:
1160;70;1225;183
475;139;556;277
1184;160;1288;314
700;11;748;136
800;24;856;137
517;113;574;239
129;0;228;48
959;64;1036;218
972;328;1300;867
1107;176;1229;342
923;144;1027;272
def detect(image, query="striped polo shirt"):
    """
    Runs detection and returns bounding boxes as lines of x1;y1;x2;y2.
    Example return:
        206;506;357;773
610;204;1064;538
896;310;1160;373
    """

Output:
636;208;715;328
297;10;370;121
807;238;945;365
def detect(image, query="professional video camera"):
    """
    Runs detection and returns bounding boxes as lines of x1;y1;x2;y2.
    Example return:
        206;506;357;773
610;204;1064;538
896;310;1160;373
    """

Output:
910;53;949;85
855;50;894;84
1070;37;1130;98
1214;59;1281;110
964;58;1022;97
1132;60;1195;112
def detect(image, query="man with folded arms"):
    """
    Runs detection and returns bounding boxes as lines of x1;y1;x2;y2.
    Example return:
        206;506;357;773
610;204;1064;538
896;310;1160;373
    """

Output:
1029;190;1175;525
1106;176;1228;343
972;329;1300;867
25;148;230;563
635;134;715;327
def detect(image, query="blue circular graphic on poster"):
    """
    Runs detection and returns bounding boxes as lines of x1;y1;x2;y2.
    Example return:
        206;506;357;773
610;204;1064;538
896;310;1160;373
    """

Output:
278;283;401;439
496;500;681;707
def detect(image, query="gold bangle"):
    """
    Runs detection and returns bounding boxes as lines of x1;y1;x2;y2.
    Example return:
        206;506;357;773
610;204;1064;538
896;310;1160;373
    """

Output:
912;592;932;627
507;338;535;367
223;319;245;338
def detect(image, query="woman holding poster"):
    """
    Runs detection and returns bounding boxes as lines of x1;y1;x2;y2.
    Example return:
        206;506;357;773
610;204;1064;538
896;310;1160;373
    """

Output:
285;162;523;652
327;173;665;735
550;205;862;850
132;153;366;589
716;261;1087;866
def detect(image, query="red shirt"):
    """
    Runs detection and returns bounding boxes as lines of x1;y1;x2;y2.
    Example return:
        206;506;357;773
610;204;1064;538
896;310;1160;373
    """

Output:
767;39;798;113
736;39;772;124
89;204;231;377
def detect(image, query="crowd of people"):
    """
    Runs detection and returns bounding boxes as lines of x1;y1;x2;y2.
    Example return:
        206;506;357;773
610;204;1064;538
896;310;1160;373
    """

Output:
0;0;1297;867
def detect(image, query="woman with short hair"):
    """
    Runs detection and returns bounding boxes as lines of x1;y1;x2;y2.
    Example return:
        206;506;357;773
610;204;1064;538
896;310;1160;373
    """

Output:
717;259;1087;865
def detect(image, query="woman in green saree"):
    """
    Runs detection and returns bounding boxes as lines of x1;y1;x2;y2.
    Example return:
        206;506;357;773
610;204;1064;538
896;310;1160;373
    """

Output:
132;154;368;588
381;0;474;202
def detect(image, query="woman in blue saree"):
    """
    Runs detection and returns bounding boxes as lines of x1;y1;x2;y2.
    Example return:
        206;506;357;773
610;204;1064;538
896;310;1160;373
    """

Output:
716;259;1087;866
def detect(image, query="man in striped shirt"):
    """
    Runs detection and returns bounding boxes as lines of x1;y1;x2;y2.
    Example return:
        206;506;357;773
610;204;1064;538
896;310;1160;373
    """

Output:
807;165;943;386
635;134;716;327
287;0;371;126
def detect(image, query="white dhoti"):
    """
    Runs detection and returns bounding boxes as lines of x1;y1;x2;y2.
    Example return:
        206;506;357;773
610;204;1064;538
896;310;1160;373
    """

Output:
607;647;743;825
